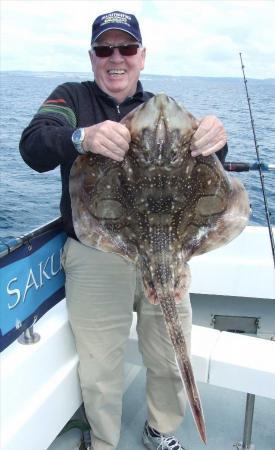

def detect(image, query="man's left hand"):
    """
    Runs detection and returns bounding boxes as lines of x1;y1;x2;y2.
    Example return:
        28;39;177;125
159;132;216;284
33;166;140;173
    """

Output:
190;115;227;157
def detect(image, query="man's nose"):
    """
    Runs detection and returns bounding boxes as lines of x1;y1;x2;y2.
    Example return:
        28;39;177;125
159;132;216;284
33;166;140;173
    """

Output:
110;48;124;62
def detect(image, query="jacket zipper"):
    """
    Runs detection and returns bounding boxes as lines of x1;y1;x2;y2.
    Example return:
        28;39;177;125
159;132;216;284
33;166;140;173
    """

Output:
116;104;121;120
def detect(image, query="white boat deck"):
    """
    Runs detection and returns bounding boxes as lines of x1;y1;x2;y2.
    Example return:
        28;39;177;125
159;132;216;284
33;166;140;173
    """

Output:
49;362;275;450
119;365;275;450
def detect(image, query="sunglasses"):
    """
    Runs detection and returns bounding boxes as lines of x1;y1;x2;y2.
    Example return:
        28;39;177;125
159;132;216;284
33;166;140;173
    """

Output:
92;44;141;58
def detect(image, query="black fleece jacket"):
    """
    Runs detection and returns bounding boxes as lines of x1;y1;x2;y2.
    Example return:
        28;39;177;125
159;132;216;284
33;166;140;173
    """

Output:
19;80;228;239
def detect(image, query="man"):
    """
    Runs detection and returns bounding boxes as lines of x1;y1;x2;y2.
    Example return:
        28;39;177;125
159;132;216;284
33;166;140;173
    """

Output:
20;11;227;450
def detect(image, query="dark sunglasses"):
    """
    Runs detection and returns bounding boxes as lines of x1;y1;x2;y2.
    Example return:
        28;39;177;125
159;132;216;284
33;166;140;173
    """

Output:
92;44;141;58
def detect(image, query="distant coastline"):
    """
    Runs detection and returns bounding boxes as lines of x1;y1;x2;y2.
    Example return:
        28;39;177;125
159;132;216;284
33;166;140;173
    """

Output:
1;70;274;83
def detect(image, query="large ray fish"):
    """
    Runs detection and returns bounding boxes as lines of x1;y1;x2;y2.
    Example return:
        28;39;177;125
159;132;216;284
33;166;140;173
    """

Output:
69;94;250;444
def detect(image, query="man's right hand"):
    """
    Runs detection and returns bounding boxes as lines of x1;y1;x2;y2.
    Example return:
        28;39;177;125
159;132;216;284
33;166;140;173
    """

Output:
82;120;131;162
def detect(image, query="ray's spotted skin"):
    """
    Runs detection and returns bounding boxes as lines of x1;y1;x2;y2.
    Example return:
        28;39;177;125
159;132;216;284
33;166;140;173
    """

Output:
69;94;250;444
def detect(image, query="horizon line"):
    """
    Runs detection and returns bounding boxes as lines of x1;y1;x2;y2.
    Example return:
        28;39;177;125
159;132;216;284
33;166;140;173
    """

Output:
0;69;274;81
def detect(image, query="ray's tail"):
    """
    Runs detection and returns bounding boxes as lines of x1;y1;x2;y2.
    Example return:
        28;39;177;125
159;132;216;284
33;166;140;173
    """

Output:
158;293;207;444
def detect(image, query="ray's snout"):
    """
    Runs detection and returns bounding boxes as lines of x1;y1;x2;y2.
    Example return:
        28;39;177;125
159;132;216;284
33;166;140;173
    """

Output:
152;92;171;109
127;93;197;136
152;93;197;132
125;94;198;167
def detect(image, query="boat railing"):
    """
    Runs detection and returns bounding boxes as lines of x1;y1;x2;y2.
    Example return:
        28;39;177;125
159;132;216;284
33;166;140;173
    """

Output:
0;216;63;258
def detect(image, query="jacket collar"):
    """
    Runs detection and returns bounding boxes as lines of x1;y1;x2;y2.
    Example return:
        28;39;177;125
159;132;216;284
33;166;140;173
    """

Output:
92;80;144;105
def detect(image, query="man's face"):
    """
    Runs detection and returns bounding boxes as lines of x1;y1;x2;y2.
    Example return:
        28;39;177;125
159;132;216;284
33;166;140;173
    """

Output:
89;29;146;104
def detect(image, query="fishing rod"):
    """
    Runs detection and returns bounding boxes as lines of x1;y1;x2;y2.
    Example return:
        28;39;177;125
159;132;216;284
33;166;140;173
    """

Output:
239;52;275;268
224;161;275;172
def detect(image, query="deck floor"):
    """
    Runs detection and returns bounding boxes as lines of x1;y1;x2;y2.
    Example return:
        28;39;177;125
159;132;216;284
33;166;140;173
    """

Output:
118;363;275;450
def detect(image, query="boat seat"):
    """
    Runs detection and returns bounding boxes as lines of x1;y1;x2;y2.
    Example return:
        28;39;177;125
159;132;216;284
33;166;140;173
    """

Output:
209;330;275;399
127;312;275;399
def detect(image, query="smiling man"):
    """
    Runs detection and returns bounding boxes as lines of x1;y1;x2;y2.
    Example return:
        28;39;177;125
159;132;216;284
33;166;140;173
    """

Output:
83;13;148;162
90;29;146;101
20;11;228;450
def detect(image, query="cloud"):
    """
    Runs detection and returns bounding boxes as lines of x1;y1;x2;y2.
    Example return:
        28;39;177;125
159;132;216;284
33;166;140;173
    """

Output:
1;0;275;78
138;0;275;78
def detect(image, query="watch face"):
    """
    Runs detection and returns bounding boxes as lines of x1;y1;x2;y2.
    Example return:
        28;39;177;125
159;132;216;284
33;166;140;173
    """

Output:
72;128;83;144
72;128;86;154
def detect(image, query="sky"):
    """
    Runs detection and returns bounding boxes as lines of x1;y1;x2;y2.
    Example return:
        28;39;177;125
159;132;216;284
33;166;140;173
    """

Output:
1;0;275;79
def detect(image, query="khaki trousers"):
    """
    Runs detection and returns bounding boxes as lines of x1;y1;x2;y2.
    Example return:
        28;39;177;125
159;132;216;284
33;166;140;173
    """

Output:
62;237;192;450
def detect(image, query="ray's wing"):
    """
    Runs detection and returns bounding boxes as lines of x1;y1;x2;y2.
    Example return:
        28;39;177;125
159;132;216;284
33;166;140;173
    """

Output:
181;176;250;260
175;155;250;261
69;154;138;263
190;175;250;257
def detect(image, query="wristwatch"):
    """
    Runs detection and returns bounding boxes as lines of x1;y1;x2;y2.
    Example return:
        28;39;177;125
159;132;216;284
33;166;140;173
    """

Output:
71;128;86;154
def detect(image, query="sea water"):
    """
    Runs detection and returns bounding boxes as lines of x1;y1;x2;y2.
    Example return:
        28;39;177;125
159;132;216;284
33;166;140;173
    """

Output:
0;71;274;238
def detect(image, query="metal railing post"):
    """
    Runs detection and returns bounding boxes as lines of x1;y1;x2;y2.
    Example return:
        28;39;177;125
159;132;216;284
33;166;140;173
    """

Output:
236;393;256;450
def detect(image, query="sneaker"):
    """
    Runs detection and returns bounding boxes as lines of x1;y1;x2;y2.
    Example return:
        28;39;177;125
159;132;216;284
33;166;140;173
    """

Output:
142;421;187;450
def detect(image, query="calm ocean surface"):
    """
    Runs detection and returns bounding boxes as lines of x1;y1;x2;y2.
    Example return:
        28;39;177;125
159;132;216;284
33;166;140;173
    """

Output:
0;71;274;238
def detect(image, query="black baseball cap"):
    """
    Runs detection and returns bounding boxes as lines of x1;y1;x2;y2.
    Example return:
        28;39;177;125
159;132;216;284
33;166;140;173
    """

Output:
91;11;142;44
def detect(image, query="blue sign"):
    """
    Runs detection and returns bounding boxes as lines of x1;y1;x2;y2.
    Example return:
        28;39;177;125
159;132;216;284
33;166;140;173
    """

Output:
0;225;67;352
